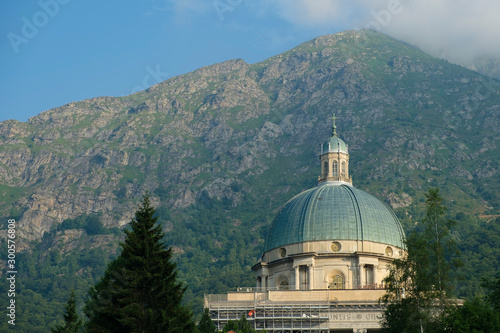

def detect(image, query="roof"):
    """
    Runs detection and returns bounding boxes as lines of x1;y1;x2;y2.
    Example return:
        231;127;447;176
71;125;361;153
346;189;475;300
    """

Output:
264;183;405;252
321;135;348;154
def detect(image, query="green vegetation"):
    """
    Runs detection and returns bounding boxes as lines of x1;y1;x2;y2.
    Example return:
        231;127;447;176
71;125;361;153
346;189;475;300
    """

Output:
0;240;117;332
438;297;500;333
84;195;196;333
0;188;498;332
54;214;117;236
0;214;120;332
51;290;83;333
382;188;498;332
0;30;499;331
197;308;217;333
221;314;267;333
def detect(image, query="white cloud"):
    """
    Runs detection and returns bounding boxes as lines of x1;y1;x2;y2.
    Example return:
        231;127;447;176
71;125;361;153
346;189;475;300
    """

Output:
267;0;500;63
381;0;500;63
160;0;500;65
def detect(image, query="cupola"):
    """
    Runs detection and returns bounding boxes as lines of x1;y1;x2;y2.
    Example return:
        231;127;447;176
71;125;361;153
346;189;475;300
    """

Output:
318;114;352;185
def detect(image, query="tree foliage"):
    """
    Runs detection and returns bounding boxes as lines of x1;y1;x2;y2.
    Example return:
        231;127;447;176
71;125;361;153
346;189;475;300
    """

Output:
84;195;195;333
51;290;83;333
483;274;500;312
221;314;266;333
197;308;217;333
420;188;460;296
382;188;460;332
435;274;500;332
438;297;500;332
1;191;498;332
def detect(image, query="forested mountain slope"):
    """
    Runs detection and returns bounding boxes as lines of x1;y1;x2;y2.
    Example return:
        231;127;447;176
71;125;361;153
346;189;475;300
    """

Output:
0;30;498;331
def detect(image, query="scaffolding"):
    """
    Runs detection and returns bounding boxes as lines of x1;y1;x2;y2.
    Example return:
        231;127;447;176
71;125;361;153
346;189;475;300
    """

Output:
207;294;330;332
206;289;384;333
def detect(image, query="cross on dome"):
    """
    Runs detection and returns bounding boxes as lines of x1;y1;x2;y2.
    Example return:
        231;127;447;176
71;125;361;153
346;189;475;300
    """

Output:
329;113;338;137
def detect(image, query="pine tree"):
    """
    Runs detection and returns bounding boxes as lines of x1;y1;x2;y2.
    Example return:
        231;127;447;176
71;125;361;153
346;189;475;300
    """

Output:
51;290;83;333
198;308;217;333
84;195;195;333
222;314;256;333
197;308;217;333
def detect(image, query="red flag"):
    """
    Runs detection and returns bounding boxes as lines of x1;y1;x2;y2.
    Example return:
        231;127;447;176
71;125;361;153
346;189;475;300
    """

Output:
248;310;255;317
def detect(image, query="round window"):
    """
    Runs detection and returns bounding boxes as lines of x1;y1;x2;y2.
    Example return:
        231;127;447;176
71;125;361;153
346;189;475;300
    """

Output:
330;241;341;252
385;246;393;257
279;248;287;258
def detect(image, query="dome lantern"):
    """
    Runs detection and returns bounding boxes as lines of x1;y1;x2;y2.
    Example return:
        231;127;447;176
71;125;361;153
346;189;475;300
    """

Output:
318;113;352;185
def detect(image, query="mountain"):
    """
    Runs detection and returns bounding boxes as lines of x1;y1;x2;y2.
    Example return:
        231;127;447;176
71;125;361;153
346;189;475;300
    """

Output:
2;30;498;238
466;55;500;80
0;30;499;330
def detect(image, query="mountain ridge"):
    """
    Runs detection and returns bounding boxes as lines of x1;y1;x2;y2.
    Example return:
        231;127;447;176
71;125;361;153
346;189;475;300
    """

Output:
0;29;498;242
1;29;499;331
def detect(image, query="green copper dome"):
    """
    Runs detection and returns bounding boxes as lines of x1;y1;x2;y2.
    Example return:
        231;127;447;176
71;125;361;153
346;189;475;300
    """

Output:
264;184;405;252
321;136;348;154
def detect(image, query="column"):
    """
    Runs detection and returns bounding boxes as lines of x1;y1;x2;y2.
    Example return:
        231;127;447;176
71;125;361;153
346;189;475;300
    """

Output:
346;264;351;289
262;275;267;291
294;266;300;291
373;265;378;288
359;264;364;288
308;265;314;290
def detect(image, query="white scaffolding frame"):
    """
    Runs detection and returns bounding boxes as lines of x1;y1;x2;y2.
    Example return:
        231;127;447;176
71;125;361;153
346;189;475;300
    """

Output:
207;293;331;333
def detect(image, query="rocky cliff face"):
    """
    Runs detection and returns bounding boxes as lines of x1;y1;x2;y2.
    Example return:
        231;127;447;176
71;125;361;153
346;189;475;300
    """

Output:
0;30;498;244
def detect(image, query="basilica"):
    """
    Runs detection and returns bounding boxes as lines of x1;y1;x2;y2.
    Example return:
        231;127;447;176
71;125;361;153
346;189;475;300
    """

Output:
205;117;406;333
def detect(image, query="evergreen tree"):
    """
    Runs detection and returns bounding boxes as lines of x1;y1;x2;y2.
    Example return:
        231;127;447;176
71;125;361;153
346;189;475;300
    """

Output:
197;308;217;333
222;314;257;333
51;290;83;333
84;195;195;333
382;188;460;332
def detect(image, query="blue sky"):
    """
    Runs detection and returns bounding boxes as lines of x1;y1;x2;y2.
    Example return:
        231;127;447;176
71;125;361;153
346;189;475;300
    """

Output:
2;0;499;123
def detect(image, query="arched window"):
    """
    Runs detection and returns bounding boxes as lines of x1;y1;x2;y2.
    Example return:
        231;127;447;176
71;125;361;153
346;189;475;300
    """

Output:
328;274;344;290
323;162;329;176
332;161;338;177
341;161;346;177
278;278;289;290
